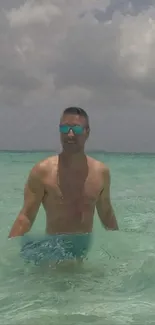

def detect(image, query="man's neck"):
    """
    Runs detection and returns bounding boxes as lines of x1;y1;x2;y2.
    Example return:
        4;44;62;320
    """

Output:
60;151;86;169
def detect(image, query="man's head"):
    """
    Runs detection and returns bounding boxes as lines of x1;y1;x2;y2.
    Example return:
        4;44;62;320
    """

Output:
59;107;90;154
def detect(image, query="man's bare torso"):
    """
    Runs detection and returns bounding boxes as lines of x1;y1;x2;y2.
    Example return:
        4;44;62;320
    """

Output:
39;155;104;235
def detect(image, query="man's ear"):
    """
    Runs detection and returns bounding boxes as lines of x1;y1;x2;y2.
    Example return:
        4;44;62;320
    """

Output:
86;126;90;139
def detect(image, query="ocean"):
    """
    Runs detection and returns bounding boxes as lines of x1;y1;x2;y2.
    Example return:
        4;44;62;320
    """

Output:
0;151;155;325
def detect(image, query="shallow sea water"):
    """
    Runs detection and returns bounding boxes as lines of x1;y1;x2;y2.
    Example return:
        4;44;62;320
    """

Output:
0;151;155;325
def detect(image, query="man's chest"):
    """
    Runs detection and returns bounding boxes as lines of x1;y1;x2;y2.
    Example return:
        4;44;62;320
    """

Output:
44;171;102;204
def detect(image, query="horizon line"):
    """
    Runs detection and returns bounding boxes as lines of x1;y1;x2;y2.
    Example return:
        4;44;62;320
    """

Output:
0;149;155;155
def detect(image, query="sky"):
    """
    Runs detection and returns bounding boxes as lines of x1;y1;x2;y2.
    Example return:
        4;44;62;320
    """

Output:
1;0;155;152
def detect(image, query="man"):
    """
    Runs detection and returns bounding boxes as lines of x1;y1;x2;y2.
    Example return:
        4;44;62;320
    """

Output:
8;107;118;263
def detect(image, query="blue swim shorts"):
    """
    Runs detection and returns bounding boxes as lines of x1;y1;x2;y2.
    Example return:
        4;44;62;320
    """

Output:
20;233;92;264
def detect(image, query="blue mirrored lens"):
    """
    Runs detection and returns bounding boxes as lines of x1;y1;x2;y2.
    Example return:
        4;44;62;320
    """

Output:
59;125;84;134
59;125;70;134
72;126;84;134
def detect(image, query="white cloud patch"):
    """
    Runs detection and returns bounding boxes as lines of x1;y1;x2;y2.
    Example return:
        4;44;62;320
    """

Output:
6;0;62;27
120;11;155;79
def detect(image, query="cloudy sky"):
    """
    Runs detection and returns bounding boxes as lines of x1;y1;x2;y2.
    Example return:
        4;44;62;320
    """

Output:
0;0;155;152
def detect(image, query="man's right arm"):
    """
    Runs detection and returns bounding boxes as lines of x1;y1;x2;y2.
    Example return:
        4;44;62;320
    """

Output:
8;164;45;238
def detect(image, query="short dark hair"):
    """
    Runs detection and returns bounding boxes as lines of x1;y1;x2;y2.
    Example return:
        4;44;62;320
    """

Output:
63;106;89;127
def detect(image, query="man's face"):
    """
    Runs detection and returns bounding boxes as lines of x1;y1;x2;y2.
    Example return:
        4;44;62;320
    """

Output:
59;114;89;153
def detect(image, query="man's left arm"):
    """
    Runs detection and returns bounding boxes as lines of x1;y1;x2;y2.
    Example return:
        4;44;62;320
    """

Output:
96;166;119;230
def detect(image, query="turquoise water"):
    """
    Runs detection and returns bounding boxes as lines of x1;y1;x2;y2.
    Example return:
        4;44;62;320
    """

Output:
1;151;155;324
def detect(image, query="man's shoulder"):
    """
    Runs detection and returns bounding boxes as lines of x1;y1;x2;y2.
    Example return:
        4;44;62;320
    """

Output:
30;155;58;176
87;155;109;173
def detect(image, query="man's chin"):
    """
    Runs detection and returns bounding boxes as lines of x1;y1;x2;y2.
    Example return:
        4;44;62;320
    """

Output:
63;144;80;153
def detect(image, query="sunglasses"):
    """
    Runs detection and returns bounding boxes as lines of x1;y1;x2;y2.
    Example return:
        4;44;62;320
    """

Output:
59;124;84;135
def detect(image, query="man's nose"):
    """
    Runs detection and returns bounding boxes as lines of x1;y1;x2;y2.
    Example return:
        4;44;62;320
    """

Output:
68;128;74;136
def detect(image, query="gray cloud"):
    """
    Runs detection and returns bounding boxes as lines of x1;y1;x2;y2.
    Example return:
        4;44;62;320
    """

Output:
0;66;42;91
0;0;155;151
91;0;155;22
